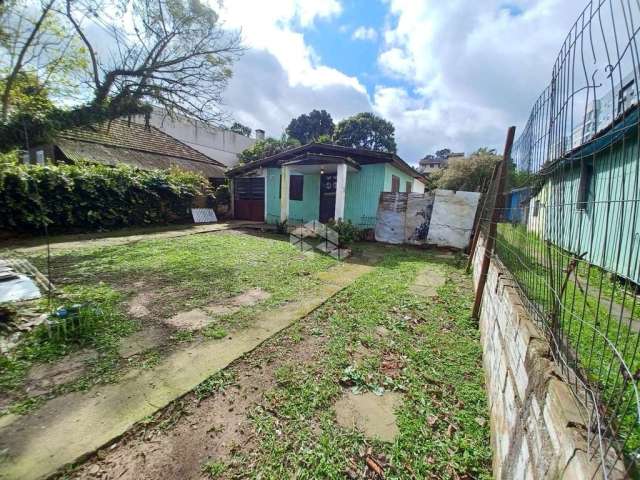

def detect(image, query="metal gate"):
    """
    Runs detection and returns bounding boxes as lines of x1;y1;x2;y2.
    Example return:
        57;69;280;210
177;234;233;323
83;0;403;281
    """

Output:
234;177;264;221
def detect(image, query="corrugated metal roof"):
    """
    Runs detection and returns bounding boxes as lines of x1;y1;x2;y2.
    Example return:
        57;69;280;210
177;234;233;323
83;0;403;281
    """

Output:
55;119;227;178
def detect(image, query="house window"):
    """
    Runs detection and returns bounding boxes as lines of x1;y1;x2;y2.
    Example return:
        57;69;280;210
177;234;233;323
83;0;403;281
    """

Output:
533;200;540;217
290;175;304;201
406;181;412;193
391;175;400;193
577;161;593;210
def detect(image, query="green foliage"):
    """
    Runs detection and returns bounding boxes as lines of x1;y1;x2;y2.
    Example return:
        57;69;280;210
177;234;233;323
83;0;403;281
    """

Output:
327;219;362;246
333;112;397;153
0;162;207;233
238;137;300;164
213;183;230;206
286;109;334;145
229;121;251;137
435;147;500;192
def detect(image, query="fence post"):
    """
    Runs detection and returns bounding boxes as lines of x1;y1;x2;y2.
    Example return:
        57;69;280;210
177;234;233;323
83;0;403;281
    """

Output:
471;126;516;320
466;162;500;273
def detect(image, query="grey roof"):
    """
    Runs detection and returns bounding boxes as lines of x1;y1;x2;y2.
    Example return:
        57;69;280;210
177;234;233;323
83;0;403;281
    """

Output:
55;119;226;178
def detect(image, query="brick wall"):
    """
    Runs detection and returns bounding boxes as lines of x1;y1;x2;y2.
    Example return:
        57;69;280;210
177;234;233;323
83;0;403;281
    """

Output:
472;234;604;479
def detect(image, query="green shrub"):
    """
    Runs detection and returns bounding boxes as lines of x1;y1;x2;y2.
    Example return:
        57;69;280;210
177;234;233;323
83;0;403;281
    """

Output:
327;219;362;246
0;162;207;233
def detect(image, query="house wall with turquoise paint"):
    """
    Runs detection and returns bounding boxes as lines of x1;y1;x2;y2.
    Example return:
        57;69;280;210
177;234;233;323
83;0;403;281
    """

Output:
527;129;640;284
265;163;415;225
229;143;426;228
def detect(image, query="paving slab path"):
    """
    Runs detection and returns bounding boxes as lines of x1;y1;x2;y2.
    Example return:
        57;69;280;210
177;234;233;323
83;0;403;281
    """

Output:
0;261;372;480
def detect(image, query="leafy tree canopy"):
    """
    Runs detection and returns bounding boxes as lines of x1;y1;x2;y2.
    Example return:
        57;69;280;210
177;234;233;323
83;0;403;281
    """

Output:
434;147;500;192
333;112;397;153
238;137;300;164
230;121;251;137
0;0;241;151
285;109;334;145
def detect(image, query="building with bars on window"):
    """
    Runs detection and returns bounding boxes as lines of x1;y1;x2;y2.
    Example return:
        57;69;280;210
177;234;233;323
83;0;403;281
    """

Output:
227;143;426;226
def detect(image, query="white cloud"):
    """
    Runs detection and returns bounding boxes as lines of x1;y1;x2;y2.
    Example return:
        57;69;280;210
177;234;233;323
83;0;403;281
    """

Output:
224;50;371;137
373;0;586;161
219;0;364;93
352;26;377;41
217;0;590;164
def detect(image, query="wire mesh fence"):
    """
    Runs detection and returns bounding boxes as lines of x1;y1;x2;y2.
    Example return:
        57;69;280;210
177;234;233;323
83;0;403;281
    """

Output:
476;0;640;477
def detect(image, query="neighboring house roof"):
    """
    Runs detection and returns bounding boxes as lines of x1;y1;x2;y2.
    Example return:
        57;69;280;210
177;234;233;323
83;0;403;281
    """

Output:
55;119;227;178
228;142;425;181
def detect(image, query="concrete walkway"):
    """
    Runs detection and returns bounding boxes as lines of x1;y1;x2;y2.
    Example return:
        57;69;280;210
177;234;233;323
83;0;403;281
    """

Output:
1;221;269;255
0;262;372;480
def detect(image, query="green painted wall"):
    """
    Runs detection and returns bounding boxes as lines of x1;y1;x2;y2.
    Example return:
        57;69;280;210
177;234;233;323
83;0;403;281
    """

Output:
344;163;386;225
384;164;415;192
265;168;281;224
265;168;320;224
289;174;320;224
264;163;415;228
541;132;640;283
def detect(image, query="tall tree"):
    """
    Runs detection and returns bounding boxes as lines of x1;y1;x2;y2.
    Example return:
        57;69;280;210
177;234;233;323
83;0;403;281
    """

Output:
0;0;86;121
230;121;251;137
65;0;242;123
434;148;500;192
238;137;300;164
286;109;334;144
333;112;397;153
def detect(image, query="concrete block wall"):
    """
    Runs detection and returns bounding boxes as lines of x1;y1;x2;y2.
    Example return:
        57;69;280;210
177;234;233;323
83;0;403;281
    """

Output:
472;234;604;479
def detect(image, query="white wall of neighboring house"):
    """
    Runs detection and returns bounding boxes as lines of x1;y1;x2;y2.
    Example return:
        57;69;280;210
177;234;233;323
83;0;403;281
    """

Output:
412;178;426;193
135;109;257;169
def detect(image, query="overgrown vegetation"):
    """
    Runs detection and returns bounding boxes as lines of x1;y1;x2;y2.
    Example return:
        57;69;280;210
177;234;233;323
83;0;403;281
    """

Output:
0;231;338;415
0;160;207;233
219;248;491;478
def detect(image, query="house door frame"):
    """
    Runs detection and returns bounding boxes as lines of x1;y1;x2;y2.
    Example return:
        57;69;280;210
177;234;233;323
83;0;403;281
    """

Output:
319;173;337;223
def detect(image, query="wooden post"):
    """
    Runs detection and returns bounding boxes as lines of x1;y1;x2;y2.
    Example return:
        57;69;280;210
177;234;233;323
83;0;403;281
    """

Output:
471;126;516;320
466;162;500;273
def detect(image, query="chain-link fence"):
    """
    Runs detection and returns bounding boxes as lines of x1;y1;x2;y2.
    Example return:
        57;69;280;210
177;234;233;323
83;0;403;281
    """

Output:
475;1;640;477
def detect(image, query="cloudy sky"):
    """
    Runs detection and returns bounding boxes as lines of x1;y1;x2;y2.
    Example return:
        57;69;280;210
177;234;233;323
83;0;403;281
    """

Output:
218;0;587;164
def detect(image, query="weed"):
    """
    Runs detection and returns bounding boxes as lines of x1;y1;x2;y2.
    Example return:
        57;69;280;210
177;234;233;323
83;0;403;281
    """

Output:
194;370;237;400
203;326;227;340
201;460;227;478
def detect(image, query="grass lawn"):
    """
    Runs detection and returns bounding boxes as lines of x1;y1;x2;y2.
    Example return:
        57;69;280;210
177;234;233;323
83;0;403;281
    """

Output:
68;245;492;479
0;230;337;415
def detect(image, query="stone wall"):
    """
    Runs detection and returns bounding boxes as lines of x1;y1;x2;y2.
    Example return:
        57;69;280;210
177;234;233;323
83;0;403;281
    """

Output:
472;234;603;479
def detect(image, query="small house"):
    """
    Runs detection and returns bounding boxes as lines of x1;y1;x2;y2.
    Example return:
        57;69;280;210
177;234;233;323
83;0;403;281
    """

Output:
227;143;426;226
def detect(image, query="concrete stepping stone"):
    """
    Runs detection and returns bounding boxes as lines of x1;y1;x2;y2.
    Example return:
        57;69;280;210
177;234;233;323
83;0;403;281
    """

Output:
118;326;166;357
410;266;446;298
334;391;403;442
163;309;212;331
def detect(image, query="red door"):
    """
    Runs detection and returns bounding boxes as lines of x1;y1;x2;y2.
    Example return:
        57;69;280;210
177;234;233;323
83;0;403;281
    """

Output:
234;177;265;221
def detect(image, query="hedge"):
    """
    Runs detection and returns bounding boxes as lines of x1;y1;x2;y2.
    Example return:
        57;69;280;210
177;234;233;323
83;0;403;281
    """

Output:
0;160;208;234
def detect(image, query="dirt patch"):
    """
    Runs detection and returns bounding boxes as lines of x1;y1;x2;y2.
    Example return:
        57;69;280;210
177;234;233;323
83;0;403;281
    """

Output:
69;323;326;480
26;349;96;395
375;325;390;338
127;291;156;319
205;288;272;317
118;326;167;358
334;391;403;442
409;266;446;298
